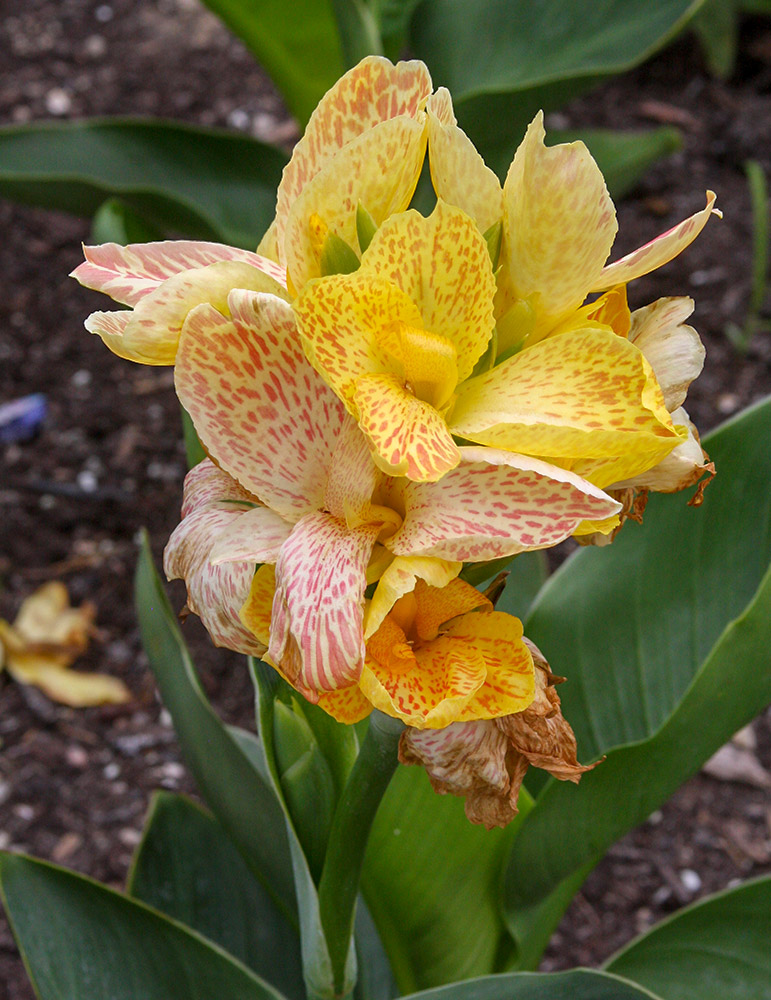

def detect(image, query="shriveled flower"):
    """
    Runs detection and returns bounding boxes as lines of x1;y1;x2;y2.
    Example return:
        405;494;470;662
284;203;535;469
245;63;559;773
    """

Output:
399;641;597;828
166;287;620;703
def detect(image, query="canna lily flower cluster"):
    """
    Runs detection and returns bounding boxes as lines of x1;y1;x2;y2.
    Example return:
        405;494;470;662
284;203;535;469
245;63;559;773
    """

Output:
72;57;717;826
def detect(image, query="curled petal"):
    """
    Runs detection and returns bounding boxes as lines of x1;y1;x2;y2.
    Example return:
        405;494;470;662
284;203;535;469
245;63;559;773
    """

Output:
71;240;286;307
365;555;462;638
426;89;503;235
629;297;704;412
175;291;346;519
209;506;293;565
84;311;152;365
385;449;621;561
164;461;266;656
275;56;432;255
612;407;714;494
503;112;617;333
591;191;720;291
268;512;379;696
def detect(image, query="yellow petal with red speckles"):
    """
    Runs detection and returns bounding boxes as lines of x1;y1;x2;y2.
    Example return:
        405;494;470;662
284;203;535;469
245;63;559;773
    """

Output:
175;291;346;521
503;113;617;335
359;201;496;380
296;274;422;407
365;555;462;638
384;448;621;561
353;371;460;481
164;461;266;656
426;89;503;235
591;192;719;291
284;117;427;291
268;511;380;696
71;241;286;307
275;57;432;259
451;326;681;479
84;311;154;364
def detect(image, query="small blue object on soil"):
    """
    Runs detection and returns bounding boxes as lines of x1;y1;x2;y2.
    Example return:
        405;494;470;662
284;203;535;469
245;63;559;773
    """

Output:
0;393;47;443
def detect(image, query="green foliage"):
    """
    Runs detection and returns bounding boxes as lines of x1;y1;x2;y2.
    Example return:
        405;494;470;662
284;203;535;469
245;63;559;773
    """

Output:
397;970;661;1000
725;160;769;353
500;397;771;965
129;792;305;1000
409;0;704;174
605;876;771;1000
90;197;164;244
0;119;287;248
0;854;288;1000
197;0;343;124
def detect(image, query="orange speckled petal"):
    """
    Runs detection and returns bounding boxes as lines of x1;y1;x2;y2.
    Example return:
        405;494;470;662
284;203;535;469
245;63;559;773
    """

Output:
446;611;535;721
71;241;286;307
451;326;681;476
296;274;422;407
503;113;617;333
268;511;379;696
353;371;461;481
411;577;491;642
360;201;496;381
284;116;428;290
240;564;277;647
163;460;265;656
316;684;373;724
360;634;487;728
275;57;432;253
365;555;462;638
119;260;288;365
591;192;719;291
426;89;503;235
175;291;346;520
84;311;157;365
386;448;621;561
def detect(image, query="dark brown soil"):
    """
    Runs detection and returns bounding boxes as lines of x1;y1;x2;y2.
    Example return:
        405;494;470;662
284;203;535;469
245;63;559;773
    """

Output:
1;4;770;998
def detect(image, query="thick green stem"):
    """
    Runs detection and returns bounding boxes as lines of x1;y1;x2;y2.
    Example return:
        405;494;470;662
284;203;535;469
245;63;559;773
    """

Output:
317;711;404;994
330;0;383;68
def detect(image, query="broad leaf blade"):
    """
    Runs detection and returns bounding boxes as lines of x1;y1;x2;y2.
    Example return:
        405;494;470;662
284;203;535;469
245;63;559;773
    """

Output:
605;875;771;1000
129;791;305;1000
362;766;531;992
399;970;662;1000
0;119;287;248
198;0;343;124
0;853;287;1000
134;534;296;921
502;398;771;951
409;0;703;174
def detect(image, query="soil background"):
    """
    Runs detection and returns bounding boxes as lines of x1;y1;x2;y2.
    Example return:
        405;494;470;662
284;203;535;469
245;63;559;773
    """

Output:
1;3;771;998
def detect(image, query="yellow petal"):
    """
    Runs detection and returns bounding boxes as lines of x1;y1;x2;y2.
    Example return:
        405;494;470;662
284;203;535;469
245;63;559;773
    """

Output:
426;88;503;234
629;297;704;411
590;191;720;291
365;555;462;638
284;116;428;291
451;325;682;482
12;581;93;650
503;112;617;335
411;577;490;641
275;57;432;258
240;564;278;647
352;371;461;481
360;201;496;381
6;654;130;707
84;311;156;364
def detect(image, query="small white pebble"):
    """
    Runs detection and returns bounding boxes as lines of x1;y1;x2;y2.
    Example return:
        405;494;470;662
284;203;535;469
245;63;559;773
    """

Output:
103;762;121;780
45;87;72;115
680;868;702;893
38;494;56;510
647;809;663;825
84;33;107;57
14;803;35;822
118;827;142;847
227;108;250;130
65;745;89;769
71;369;92;388
717;393;739;415
159;708;173;727
77;469;98;492
0;831;10;850
94;4;113;21
159;761;186;782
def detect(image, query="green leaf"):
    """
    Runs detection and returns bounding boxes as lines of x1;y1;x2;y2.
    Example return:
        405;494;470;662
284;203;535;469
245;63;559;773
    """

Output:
180;405;207;469
198;0;343;125
90;197;164;244
692;0;740;77
0;118;287;248
362;766;533;993
0;853;288;1000
502;398;771;955
409;0;704;175
605;875;771;1000
134;533;297;922
399;970;662;1000
550;127;682;200
129;792;305;1000
489;551;549;621
330;0;384;67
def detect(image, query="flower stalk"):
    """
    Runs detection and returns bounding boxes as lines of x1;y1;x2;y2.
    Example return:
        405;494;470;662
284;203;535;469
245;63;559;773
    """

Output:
317;710;405;995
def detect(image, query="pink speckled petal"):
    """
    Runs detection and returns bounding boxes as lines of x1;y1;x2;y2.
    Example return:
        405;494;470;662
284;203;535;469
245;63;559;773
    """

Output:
275;57;432;260
72;241;286;307
83;310;155;364
268;511;379;697
503;112;617;333
164;460;266;655
323;416;383;523
591;192;719;292
209;506;294;564
385;448;621;561
175;290;346;520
